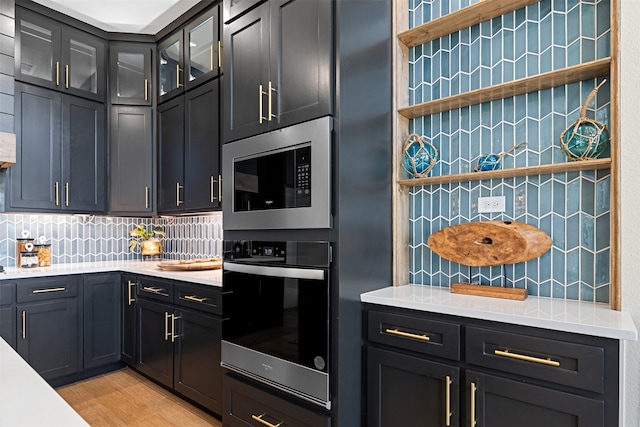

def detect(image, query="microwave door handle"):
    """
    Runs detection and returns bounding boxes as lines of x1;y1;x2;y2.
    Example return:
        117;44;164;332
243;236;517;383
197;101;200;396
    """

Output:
224;262;325;281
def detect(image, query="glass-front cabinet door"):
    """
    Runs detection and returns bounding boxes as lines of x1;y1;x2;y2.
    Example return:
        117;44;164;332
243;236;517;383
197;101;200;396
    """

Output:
15;7;106;102
110;43;153;105
185;5;221;90
158;36;183;103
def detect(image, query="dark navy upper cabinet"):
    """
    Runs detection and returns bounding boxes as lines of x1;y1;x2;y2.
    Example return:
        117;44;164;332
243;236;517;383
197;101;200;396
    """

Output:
223;0;262;23
109;42;153;106
222;0;332;143
15;7;106;102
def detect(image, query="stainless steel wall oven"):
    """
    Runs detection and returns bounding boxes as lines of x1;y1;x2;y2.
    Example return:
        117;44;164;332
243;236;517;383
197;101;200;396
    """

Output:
221;240;331;409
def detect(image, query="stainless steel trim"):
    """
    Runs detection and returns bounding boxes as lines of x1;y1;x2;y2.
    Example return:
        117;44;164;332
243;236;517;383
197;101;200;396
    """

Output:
223;262;325;280
222;116;332;230
221;340;331;410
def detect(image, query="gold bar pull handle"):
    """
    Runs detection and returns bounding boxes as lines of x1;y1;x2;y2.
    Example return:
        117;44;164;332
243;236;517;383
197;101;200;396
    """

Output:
21;311;26;340
218;41;223;69
164;312;171;341
65;182;69;206
470;382;477;427
55;182;59;206
218;175;222;202
259;84;268;124
211;176;216;203
494;349;560;367
176;182;184;206
171;314;181;342
268;81;277;121
127;280;136;305
385;328;430;342
184;295;207;303
32;287;66;294
65;64;69;89
145;186;150;209
176;65;183;88
251;414;283;427
55;61;60;86
445;375;452;427
144;79;149;101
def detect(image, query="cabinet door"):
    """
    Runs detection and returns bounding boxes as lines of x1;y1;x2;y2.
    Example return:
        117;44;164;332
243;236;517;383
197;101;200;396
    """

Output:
269;0;332;130
173;307;222;414
121;275;137;367
61;27;106;102
137;298;174;388
466;370;605;427
110;43;153;105
185;5;221;90
158;33;184;103
62;95;106;213
222;2;270;143
10;83;61;211
83;273;121;370
367;346;460;427
16;299;80;380
15;9;62;90
109;106;154;215
158;96;185;213
0;306;16;349
223;0;262;24
185;79;221;211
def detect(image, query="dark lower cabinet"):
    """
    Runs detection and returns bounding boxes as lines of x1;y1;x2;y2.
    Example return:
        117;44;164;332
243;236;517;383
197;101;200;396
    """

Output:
83;273;121;370
0;282;16;349
367;346;460;427
137;297;175;388
121;274;137;367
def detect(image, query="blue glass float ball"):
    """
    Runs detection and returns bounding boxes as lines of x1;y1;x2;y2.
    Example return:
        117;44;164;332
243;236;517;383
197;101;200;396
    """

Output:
403;140;437;177
561;122;609;160
476;154;501;171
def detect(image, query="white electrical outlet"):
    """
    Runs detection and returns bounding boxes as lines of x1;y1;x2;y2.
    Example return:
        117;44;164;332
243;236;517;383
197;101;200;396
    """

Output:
478;196;506;213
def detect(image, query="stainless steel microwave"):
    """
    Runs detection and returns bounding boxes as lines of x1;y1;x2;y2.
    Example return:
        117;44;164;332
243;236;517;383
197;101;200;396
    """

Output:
222;116;332;230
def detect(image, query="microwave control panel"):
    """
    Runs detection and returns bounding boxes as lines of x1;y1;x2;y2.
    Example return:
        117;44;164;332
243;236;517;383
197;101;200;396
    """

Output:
295;146;311;207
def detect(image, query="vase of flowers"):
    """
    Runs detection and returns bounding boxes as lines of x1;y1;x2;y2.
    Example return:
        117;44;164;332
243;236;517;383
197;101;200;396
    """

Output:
128;224;166;256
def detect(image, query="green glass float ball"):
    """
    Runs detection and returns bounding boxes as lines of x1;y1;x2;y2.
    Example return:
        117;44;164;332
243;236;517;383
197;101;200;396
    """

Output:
561;122;609;160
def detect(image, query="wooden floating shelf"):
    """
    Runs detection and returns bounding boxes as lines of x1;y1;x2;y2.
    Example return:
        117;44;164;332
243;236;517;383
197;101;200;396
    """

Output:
398;58;611;119
398;158;611;186
398;0;541;48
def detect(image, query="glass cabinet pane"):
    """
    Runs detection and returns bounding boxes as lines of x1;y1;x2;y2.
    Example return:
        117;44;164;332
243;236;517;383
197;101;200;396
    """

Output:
69;38;97;94
117;52;145;99
159;40;181;96
188;17;215;82
19;20;54;83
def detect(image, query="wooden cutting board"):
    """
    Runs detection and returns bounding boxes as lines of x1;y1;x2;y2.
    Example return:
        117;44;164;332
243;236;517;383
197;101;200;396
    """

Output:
427;220;552;266
156;258;222;271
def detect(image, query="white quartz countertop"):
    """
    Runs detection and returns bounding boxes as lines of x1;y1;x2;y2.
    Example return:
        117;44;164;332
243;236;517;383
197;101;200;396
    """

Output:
361;284;638;341
0;338;89;427
0;260;222;287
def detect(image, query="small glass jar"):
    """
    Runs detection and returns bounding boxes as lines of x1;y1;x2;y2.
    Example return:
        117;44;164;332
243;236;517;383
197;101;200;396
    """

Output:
35;244;52;267
20;251;38;268
17;238;34;267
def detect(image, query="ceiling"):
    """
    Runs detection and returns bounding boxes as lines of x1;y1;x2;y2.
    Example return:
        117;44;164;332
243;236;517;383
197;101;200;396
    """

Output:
31;0;203;34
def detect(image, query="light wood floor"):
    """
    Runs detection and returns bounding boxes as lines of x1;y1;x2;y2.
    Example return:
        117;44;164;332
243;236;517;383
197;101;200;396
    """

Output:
56;368;222;427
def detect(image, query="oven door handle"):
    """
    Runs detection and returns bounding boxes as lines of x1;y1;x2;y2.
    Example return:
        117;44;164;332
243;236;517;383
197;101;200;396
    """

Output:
224;262;325;280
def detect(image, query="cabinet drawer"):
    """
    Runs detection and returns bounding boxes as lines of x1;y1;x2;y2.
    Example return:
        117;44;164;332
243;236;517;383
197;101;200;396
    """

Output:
368;310;460;361
174;282;222;315
0;282;16;305
223;374;331;427
16;276;80;302
137;276;174;303
466;326;605;393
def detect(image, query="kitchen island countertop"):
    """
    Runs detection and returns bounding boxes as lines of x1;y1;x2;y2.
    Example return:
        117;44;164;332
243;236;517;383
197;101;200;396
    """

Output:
361;284;638;341
0;260;222;287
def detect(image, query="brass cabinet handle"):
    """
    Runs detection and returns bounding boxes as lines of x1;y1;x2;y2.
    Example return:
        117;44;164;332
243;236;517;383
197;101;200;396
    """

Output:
142;286;167;296
65;182;69;206
251;414;282;427
55;61;60;86
494;349;560;367
385;328;430;341
176;65;183;88
176;182;184;206
65;64;69;89
268;81;277;121
144;79;149;101
218;41;223;69
127;280;136;305
21;311;26;340
33;287;66;294
211;176;216;203
171;314;181;343
259;84;268;124
470;382;477;427
164;312;171;341
55;182;59;206
445;375;452;426
145;186;150;209
183;295;207;303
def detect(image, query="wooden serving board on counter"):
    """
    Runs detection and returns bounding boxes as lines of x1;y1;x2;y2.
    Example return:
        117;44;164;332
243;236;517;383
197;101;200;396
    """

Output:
450;283;528;300
156;258;222;271
427;220;552;267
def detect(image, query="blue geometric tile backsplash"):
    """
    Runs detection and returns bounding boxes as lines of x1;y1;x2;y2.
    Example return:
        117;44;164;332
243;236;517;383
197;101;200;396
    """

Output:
406;0;611;303
0;213;223;268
